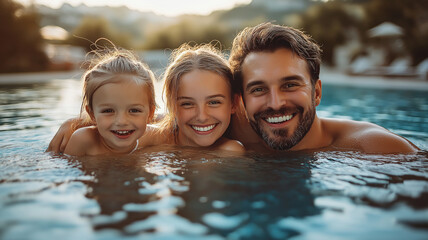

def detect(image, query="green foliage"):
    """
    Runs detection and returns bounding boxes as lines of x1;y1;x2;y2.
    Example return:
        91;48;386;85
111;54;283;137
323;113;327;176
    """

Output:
298;1;361;65
142;20;229;50
0;0;48;73
69;16;132;52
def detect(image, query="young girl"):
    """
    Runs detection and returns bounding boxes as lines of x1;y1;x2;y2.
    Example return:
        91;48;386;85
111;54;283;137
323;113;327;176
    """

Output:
140;44;244;152
63;49;156;156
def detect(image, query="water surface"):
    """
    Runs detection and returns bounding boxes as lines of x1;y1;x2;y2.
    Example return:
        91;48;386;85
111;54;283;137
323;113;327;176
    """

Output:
0;78;427;239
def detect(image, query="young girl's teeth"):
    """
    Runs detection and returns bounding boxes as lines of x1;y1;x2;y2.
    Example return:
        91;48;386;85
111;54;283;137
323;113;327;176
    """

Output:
192;124;215;132
266;115;293;123
113;130;133;135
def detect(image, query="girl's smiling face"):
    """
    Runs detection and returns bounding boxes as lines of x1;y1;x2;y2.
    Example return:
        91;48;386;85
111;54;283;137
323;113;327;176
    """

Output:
89;75;151;153
176;69;235;147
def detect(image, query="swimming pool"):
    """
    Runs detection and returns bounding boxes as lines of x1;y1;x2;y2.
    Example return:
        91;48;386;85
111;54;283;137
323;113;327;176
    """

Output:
0;77;427;239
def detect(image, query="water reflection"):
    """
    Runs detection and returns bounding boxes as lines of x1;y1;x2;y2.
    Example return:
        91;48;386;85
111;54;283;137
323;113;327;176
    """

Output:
68;148;321;239
61;149;428;239
1;81;428;239
177;151;321;239
1;148;427;239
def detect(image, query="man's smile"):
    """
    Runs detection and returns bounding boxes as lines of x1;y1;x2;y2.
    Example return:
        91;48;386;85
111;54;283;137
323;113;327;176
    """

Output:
265;114;294;124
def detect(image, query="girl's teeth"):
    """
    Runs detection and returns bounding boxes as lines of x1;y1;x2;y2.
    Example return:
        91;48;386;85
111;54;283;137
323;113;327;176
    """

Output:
113;130;133;135
192;124;215;132
266;115;293;123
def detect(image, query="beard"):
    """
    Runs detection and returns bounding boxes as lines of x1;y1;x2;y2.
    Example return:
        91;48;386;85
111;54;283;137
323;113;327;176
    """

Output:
249;103;315;150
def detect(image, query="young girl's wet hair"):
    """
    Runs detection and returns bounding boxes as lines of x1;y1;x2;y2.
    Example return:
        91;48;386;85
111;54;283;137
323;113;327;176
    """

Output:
159;43;234;142
79;48;157;127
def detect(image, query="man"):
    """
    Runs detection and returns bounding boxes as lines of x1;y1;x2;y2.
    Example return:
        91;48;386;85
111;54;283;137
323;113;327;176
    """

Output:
227;22;418;153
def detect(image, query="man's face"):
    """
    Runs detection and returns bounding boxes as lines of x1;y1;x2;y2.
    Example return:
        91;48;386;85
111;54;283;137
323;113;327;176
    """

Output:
241;48;321;150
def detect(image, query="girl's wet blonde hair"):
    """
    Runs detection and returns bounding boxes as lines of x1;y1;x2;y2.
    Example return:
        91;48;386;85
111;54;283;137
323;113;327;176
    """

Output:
159;43;234;143
79;47;156;127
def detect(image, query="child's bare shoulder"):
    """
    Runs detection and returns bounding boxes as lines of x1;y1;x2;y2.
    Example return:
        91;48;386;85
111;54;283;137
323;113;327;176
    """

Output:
71;126;98;142
69;126;99;149
216;137;245;153
65;126;99;156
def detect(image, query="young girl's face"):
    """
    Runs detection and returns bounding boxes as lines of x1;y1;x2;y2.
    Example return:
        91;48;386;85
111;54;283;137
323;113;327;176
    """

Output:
89;75;151;153
176;69;235;147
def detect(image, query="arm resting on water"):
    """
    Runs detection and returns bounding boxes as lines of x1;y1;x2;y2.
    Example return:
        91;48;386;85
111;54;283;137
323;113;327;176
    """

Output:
46;117;92;153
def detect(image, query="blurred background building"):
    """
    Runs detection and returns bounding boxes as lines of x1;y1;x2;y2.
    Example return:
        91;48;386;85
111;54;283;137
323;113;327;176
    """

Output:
1;0;427;79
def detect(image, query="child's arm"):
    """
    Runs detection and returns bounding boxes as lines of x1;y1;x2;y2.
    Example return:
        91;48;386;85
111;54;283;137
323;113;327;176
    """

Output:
47;118;92;153
138;124;171;148
63;127;96;156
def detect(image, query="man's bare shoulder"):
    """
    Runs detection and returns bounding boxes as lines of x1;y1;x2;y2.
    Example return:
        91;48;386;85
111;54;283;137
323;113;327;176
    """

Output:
321;118;419;153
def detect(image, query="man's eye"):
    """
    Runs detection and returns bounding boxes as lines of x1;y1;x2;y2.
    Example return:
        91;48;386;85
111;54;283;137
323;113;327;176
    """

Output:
283;83;299;89
250;87;265;94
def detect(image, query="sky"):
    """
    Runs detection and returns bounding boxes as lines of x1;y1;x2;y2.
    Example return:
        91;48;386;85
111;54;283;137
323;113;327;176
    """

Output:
16;0;252;17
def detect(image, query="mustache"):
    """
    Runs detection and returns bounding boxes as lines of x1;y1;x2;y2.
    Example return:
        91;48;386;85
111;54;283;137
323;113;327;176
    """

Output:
254;107;302;120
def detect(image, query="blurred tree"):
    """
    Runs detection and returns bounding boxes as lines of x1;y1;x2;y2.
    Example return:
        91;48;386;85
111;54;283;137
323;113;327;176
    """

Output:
364;0;428;65
298;1;361;65
0;0;48;73
69;16;132;52
142;20;229;50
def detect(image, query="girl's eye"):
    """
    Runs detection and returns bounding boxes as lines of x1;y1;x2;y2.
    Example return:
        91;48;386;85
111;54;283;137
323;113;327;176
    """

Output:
129;108;142;113
101;109;114;113
208;100;221;106
180;102;194;108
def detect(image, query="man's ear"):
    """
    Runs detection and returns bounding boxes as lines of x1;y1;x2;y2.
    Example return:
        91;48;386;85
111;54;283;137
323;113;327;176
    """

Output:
85;105;96;122
314;79;322;106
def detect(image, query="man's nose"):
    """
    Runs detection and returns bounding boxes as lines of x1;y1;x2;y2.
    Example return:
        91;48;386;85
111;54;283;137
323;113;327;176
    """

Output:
267;88;286;110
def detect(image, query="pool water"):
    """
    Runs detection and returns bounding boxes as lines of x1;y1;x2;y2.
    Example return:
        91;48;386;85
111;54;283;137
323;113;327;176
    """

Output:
0;79;427;239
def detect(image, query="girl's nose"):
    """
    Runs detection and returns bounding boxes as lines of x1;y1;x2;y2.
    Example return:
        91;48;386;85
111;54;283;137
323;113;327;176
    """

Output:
196;105;209;122
115;112;129;126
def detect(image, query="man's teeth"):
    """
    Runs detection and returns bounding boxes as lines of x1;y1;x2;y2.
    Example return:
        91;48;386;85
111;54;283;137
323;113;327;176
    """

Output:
192;124;216;132
266;115;293;123
113;130;133;135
